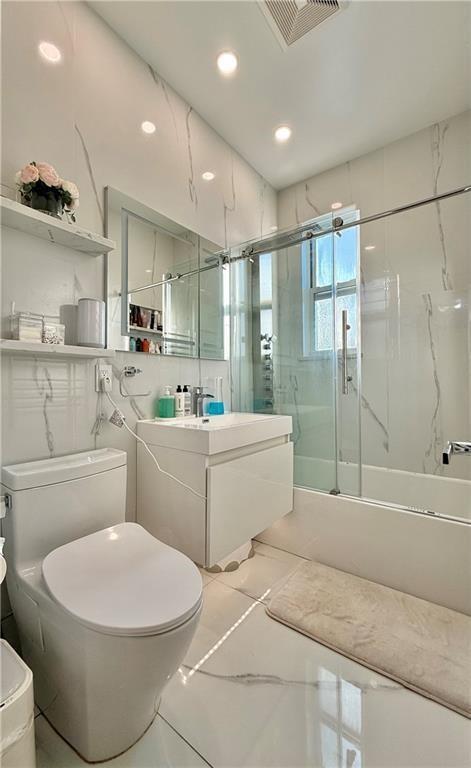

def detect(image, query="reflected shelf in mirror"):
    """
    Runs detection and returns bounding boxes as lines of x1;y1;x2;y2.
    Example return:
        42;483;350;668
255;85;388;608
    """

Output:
105;186;227;360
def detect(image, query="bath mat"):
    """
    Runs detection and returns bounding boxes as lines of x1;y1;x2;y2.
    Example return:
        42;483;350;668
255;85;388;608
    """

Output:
267;560;471;718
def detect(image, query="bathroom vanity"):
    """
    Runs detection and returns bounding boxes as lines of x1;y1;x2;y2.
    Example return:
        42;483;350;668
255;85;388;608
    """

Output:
137;413;293;567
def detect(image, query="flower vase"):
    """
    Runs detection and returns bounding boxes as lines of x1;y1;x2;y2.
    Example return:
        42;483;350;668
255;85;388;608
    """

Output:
23;189;63;219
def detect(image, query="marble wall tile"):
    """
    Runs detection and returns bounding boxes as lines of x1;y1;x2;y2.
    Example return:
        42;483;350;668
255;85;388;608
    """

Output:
276;110;471;483
0;1;275;519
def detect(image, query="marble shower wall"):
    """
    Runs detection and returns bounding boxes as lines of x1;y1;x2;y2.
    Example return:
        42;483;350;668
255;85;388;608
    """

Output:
277;110;471;482
0;1;276;520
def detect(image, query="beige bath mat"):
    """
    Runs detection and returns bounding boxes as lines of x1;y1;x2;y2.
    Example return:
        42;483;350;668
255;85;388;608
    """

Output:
267;561;471;718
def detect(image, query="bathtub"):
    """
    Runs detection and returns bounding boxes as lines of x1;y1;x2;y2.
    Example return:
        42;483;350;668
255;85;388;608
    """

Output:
294;456;471;521
257;484;471;616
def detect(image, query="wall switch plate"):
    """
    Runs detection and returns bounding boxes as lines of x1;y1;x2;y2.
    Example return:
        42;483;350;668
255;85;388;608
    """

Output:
95;363;113;393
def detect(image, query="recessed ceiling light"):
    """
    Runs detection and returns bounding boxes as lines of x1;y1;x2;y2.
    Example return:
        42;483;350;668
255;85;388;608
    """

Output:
217;51;238;76
141;121;156;134
38;41;62;63
145;269;152;273
202;171;215;181
274;125;292;143
331;202;343;210
364;245;376;251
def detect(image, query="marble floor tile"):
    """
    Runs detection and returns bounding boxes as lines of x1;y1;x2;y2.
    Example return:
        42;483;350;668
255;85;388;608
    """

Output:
198;565;216;587
186;580;256;668
214;542;304;603
161;581;471;768
35;713;209;767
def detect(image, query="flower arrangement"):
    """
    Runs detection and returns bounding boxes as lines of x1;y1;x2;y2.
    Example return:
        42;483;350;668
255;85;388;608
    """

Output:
15;162;79;221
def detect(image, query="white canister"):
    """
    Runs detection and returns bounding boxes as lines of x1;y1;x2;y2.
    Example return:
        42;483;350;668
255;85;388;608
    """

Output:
77;298;105;348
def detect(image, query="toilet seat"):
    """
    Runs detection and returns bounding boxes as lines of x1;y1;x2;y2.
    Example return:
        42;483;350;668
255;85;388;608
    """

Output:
42;522;203;637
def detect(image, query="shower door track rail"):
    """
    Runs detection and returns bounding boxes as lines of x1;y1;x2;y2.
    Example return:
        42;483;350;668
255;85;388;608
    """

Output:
330;490;471;526
120;185;471;292
238;184;471;259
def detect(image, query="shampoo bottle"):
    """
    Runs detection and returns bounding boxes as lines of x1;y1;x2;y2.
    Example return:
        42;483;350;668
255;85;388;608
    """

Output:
183;385;192;416
175;385;185;417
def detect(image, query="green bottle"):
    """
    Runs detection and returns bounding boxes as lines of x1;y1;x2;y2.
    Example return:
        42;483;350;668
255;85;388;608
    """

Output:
158;385;176;418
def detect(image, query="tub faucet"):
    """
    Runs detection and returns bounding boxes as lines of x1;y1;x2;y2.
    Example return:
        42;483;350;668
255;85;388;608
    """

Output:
442;441;471;465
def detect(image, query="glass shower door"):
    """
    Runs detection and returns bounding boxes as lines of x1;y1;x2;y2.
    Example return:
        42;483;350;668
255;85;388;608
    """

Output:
333;210;362;497
230;233;340;493
274;237;338;493
229;215;362;497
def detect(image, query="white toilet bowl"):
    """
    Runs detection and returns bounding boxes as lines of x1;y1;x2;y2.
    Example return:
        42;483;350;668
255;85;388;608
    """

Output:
2;450;202;762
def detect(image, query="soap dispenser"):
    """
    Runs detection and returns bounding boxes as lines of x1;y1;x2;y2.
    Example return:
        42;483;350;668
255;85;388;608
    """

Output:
158;386;176;418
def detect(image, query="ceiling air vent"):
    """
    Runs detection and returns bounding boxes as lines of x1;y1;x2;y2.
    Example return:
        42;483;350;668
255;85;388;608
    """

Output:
261;0;345;49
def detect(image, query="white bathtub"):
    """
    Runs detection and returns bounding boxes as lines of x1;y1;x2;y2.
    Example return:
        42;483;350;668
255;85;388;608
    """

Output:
294;456;471;521
257;485;471;615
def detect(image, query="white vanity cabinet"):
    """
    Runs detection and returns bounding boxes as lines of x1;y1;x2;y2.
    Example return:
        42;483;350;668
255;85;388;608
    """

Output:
136;413;293;567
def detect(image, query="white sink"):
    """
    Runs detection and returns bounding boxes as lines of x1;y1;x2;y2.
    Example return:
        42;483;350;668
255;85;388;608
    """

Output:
137;412;292;455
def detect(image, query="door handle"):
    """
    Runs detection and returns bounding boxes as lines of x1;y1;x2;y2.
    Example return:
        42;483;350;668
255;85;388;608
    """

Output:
341;309;352;395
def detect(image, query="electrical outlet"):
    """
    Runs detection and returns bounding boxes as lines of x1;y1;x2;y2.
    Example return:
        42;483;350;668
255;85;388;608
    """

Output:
95;363;113;393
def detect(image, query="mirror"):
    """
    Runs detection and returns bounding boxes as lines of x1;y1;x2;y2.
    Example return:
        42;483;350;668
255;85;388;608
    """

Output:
105;187;227;358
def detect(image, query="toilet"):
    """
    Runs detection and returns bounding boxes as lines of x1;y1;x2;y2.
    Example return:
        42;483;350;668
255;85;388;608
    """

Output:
1;448;202;763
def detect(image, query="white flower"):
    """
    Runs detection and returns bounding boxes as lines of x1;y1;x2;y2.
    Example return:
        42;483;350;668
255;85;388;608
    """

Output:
66;197;79;211
61;180;79;199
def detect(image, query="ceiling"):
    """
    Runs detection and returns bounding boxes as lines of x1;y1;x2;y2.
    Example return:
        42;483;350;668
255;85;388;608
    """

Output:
91;0;471;190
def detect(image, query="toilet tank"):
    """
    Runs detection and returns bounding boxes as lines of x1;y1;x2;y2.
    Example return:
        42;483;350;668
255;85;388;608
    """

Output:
1;449;127;569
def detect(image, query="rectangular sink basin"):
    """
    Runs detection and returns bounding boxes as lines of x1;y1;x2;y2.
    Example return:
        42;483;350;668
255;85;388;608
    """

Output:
137;412;292;455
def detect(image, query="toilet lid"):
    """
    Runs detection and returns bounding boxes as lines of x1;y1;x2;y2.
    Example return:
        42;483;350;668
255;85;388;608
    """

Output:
42;523;203;637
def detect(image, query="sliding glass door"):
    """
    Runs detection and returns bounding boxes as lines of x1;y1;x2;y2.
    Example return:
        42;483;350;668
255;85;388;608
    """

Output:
230;215;361;496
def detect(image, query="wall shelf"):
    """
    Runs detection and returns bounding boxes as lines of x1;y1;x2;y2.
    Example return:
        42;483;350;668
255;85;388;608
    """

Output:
129;325;163;337
0;339;115;359
0;197;115;255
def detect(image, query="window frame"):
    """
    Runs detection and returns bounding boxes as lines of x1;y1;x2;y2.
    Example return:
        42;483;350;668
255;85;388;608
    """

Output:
301;208;359;359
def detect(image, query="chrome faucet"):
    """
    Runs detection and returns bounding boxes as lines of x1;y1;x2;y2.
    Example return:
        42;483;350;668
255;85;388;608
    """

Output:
442;441;471;465
195;392;214;418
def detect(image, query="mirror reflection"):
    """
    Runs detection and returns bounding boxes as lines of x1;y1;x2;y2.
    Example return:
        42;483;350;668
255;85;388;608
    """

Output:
106;187;227;359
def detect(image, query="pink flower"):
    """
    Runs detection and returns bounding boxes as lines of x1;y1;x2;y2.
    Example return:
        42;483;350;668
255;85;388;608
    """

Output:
37;162;60;187
18;164;39;185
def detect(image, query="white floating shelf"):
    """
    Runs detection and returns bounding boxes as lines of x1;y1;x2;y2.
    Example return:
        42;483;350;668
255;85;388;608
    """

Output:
0;197;115;255
0;339;115;359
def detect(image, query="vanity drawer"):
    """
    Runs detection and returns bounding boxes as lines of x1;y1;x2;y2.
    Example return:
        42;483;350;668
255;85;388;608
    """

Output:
206;442;293;566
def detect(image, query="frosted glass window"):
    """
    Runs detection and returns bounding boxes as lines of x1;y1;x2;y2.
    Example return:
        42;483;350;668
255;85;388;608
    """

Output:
260;308;272;337
314;297;333;351
259;253;273;304
335;228;357;283
302;212;358;356
316;235;333;287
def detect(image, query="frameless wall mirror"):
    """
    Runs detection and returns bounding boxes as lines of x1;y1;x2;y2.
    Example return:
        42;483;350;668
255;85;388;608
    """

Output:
105;188;227;359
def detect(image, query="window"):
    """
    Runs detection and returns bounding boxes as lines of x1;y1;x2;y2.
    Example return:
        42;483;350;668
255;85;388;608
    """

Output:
259;252;273;338
302;212;359;356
